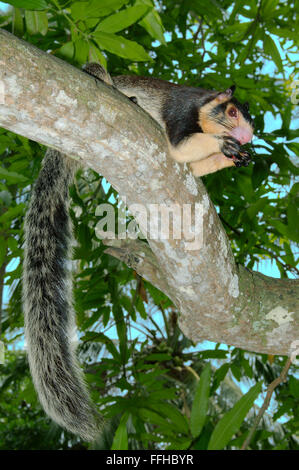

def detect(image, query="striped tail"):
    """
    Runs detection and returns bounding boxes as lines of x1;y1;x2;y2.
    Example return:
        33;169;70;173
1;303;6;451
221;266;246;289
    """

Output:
23;149;101;441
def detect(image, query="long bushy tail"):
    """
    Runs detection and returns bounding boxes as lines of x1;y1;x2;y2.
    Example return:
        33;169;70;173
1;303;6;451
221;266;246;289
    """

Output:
23;149;101;441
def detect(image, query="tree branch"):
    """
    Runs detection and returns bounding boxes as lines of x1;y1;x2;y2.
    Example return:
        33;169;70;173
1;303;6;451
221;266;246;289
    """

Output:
0;29;298;355
102;238;173;298
241;357;293;450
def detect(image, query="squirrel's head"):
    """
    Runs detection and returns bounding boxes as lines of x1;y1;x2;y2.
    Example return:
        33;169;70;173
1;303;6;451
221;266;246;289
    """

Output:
198;85;254;144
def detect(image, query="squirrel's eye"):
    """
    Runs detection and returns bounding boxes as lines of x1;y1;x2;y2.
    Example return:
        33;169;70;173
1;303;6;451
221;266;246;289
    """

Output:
228;107;238;118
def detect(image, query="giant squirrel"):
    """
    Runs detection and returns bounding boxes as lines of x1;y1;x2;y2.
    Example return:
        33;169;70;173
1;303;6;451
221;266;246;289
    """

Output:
23;63;254;441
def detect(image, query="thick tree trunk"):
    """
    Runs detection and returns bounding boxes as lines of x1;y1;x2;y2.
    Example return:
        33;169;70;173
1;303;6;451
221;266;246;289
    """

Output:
0;29;298;355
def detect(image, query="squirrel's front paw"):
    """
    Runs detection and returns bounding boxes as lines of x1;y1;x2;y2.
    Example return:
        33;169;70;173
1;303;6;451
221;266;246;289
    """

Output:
232;150;252;167
220;136;241;158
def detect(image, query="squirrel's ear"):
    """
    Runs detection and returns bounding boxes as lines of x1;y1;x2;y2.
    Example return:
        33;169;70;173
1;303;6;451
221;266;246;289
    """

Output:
216;84;236;102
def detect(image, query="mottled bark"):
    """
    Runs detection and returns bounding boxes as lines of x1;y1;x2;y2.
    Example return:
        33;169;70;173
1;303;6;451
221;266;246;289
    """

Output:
0;29;298;355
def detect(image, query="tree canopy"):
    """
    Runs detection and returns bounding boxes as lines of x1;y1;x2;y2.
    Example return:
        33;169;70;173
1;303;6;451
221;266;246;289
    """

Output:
0;0;298;451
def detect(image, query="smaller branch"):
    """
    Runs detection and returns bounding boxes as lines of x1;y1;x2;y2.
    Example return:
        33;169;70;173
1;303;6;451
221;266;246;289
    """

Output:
51;0;81;35
185;365;200;381
241;357;293;450
192;16;203;45
102;238;173;300
190;12;207;62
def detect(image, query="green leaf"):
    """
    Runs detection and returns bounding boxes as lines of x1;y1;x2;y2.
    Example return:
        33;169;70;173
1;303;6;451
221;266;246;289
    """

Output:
25;10;48;35
93;31;151;61
138;408;177;433
193;0;223;19
0;204;25;223
111;413;129;450
19;380;38;405
81;309;102;330
96;4;150;33
212;363;230;393
136;295;147;319
12;7;24;36
287;202;299;242
137;0;166;44
263;34;283;72
252;159;269;189
230;363;241;381
166;439;193;450
152;403;189;434
289;182;299;197
71;0;130;21
247;197;268;220
58;41;75;60
139;408;170;428
88;43;107;67
70;2;87;21
190;364;211;438
282;103;292;130
77;223;92;251
200;350;228;359
238;34;258;64
148;388;176;400
222;21;251;42
0;238;7;266
289;376;299;398
271;219;289;237
268;26;297;40
236;173;252;196
208;382;263;450
81;331;120;361
113;305;128;363
7;236;18;252
0;190;13;206
261;0;280;19
3;0;47;10
286;142;299;155
74;39;89;65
